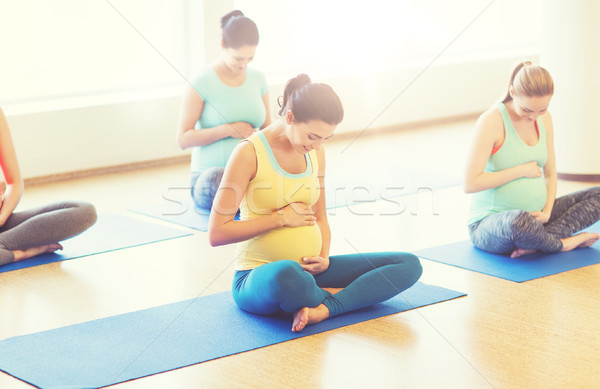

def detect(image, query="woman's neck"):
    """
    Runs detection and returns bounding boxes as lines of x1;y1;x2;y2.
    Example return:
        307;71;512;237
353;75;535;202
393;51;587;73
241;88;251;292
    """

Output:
212;59;245;86
504;100;524;124
264;120;294;152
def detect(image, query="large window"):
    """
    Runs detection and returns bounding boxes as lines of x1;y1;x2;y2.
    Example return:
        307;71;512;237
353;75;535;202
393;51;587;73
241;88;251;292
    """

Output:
0;0;187;105
236;0;541;79
0;0;542;107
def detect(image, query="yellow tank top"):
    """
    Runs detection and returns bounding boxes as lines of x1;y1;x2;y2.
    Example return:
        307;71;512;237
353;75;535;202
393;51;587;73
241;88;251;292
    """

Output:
234;131;322;270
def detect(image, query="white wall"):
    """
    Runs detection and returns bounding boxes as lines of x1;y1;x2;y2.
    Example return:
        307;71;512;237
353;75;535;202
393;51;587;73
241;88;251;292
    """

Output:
6;96;183;179
5;55;532;179
541;0;600;175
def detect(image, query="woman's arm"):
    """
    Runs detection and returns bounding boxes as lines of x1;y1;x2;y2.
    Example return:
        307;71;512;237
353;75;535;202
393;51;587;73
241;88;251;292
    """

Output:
313;147;330;259
208;141;316;246
464;108;542;193
534;111;558;223
176;86;255;149
300;147;331;275
0;109;24;226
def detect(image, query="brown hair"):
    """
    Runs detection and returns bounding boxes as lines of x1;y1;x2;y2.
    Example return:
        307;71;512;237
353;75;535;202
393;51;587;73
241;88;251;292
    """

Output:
277;74;344;125
221;10;259;49
502;61;554;103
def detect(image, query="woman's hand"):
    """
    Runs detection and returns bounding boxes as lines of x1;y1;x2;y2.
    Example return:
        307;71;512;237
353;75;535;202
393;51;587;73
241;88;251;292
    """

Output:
301;256;329;275
277;202;316;228
530;210;550;224
0;198;6;227
0;110;24;226
228;122;256;139
520;161;542;178
0;188;18;227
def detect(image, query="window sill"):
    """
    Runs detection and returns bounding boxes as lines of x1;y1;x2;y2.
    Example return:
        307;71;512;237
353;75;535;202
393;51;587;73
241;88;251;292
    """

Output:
2;83;185;117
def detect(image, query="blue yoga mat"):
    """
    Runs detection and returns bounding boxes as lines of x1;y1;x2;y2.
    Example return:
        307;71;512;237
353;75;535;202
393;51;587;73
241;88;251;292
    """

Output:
130;200;239;232
0;282;464;388
325;168;461;209
415;221;600;282
0;214;192;274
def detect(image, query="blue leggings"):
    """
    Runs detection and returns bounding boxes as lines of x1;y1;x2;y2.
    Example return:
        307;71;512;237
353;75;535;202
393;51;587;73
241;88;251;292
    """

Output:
232;252;422;317
469;186;600;254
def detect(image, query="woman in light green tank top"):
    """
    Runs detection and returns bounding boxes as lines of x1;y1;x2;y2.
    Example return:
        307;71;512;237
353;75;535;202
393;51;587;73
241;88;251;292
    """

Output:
176;10;271;210
464;61;600;258
209;74;422;332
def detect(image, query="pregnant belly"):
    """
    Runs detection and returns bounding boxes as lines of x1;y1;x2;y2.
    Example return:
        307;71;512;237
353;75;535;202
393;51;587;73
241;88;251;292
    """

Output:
496;176;547;212
250;224;322;262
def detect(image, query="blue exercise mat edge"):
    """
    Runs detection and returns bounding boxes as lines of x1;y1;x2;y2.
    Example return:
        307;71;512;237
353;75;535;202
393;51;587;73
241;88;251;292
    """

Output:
414;221;600;282
0;213;193;274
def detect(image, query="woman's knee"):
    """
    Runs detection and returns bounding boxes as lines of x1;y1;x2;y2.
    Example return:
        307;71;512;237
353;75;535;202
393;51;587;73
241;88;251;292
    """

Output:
512;209;537;231
269;260;310;294
73;202;98;229
270;260;305;281
192;167;225;209
381;252;423;285
468;210;528;253
56;201;97;230
397;253;423;283
587;186;600;200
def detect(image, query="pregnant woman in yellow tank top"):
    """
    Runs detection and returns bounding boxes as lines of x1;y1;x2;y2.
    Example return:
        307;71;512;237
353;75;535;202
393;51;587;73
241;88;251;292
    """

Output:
209;74;422;332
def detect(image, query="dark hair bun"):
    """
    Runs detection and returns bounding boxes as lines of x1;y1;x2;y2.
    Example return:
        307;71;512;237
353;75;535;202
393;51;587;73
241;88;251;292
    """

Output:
278;74;311;116
221;10;244;29
278;74;343;125
220;10;259;48
287;74;312;93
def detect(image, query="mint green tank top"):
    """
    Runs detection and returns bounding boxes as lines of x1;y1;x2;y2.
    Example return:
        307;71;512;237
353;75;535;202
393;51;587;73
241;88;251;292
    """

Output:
467;103;548;224
190;67;268;173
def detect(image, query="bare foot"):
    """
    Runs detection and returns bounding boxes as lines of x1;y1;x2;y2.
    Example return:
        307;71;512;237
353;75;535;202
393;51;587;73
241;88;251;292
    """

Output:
561;232;600;252
12;243;63;262
292;303;330;332
510;248;537;258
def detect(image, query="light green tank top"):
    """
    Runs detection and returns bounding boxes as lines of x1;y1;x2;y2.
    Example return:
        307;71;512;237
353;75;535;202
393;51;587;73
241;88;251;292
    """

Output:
190;67;267;173
467;103;548;224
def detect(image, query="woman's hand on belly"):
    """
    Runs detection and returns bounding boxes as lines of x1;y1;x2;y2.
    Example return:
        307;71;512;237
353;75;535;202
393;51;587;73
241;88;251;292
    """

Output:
530;210;550;224
301;256;329;275
277;202;317;228
519;161;543;178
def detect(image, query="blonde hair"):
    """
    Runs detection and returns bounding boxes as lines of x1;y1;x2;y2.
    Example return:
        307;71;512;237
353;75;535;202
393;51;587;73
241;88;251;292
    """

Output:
502;61;554;103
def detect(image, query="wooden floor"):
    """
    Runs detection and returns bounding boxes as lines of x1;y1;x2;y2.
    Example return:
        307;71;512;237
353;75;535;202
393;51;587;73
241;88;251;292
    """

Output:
1;120;599;388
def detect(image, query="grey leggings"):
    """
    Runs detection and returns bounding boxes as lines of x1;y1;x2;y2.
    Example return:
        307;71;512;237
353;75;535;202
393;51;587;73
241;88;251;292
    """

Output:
469;186;600;254
0;201;97;266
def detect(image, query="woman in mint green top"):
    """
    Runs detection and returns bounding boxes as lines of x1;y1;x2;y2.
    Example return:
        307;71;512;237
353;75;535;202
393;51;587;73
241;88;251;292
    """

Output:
176;10;271;209
464;62;600;258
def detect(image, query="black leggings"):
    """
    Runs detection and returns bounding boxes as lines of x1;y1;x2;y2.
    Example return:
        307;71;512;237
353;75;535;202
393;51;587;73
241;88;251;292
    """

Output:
469;186;600;254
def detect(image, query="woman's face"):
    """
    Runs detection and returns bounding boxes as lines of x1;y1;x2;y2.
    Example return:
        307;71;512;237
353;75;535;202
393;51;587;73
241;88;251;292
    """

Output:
511;91;552;122
222;44;256;74
286;113;337;154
